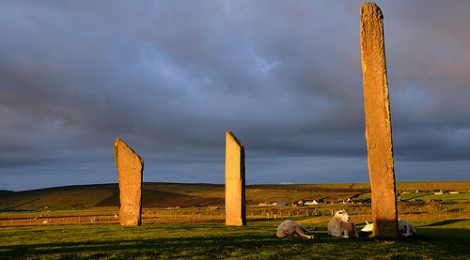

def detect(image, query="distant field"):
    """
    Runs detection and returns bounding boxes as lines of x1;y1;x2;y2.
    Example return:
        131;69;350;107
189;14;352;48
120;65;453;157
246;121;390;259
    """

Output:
1;181;468;228
1;181;469;211
399;192;470;201
395;181;470;192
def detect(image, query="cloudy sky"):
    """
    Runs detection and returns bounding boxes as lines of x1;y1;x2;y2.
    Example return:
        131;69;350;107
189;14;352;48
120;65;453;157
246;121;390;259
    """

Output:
1;1;469;191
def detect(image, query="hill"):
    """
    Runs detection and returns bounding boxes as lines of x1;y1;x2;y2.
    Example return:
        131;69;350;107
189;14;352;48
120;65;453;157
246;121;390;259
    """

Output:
0;183;225;211
0;181;468;211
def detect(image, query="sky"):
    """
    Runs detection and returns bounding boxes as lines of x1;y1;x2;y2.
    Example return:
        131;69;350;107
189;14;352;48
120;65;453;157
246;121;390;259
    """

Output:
1;1;469;191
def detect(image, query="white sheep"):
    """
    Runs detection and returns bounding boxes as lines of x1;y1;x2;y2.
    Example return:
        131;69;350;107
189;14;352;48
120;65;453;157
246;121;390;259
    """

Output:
327;209;358;238
276;220;317;239
361;218;416;237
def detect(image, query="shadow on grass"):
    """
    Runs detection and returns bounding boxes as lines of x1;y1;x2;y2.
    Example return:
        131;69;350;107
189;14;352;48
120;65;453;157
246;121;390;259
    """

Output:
1;227;469;259
0;233;321;259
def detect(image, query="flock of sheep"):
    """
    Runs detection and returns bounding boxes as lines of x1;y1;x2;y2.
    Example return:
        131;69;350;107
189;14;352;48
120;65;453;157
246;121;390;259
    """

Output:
276;209;416;239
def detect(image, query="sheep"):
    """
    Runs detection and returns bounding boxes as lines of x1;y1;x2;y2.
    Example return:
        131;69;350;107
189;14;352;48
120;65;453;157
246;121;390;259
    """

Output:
276;220;317;239
327;209;358;238
361;218;417;237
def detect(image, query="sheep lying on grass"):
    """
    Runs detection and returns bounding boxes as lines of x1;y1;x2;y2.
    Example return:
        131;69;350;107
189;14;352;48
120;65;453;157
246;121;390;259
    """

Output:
327;209;358;238
361;218;416;237
276;220;317;239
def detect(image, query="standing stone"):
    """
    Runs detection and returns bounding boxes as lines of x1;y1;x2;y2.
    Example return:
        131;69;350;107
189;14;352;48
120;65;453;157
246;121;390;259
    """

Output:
225;131;246;226
360;2;398;238
114;138;144;226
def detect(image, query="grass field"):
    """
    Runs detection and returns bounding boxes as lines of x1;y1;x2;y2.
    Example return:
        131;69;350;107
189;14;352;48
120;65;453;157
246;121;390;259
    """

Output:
1;181;469;259
1;218;469;259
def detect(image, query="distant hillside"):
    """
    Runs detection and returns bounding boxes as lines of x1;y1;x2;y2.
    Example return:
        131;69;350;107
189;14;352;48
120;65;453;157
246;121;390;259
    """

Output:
0;183;226;211
0;190;16;197
1;181;468;211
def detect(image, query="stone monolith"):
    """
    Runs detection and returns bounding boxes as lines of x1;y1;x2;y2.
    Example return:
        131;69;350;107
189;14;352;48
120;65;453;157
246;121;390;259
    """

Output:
225;131;246;226
114;138;144;226
360;2;398;238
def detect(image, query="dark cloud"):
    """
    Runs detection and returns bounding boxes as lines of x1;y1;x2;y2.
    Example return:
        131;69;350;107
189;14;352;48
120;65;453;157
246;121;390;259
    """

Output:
1;1;469;191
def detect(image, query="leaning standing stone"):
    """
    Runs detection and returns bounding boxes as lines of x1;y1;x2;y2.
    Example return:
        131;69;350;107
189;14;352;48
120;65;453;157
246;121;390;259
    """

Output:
360;2;398;238
114;138;144;226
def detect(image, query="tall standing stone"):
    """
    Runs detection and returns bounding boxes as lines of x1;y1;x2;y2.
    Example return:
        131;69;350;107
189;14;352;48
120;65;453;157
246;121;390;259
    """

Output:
360;2;398;238
225;131;246;226
114;138;144;226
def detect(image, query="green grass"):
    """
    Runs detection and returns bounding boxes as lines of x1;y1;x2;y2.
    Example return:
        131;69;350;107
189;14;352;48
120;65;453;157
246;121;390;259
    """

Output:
1;182;469;259
1;219;469;259
398;192;470;202
396;181;470;192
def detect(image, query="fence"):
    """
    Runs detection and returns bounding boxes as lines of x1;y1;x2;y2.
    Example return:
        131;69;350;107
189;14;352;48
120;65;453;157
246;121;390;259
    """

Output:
1;202;468;226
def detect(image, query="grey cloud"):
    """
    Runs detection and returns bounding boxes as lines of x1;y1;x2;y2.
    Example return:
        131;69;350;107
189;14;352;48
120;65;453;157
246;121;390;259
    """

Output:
1;1;469;190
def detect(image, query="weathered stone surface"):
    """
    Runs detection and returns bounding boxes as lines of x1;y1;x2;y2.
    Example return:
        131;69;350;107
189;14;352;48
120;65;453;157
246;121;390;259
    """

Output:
360;2;398;238
113;138;144;226
225;131;246;226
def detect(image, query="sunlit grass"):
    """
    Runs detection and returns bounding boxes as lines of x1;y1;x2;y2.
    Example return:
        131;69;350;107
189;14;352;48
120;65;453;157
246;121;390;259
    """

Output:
1;218;469;259
1;182;469;259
